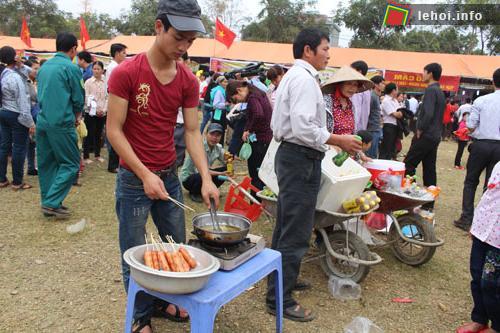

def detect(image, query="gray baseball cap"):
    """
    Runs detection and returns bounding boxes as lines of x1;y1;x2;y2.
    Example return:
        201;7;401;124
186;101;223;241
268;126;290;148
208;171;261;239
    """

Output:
157;0;206;34
207;123;224;134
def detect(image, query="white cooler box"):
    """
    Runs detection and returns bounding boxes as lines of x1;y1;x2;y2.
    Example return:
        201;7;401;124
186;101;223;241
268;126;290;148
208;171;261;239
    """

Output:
259;140;371;213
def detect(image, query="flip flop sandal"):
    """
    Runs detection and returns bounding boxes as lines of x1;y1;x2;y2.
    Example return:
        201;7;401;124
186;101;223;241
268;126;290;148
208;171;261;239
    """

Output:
0;181;10;188
11;183;32;191
152;301;189;322
267;304;315;322
132;317;152;333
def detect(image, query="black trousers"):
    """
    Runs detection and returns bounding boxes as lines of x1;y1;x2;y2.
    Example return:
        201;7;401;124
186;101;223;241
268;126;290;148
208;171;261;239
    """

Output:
379;123;398;160
454;140;468;167
83;114;106;159
182;166;226;195
470;237;500;331
266;142;323;309
460;140;500;223
404;135;440;210
247;141;269;192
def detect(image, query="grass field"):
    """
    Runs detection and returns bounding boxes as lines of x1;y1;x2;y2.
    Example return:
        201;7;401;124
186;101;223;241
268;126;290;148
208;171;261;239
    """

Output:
0;137;485;332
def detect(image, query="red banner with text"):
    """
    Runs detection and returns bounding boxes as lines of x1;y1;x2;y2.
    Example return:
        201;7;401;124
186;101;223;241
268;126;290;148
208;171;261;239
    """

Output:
385;70;460;92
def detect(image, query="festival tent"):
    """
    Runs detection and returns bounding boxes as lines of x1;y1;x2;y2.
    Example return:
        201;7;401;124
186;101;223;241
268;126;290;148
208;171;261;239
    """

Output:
86;36;498;79
2;35;498;80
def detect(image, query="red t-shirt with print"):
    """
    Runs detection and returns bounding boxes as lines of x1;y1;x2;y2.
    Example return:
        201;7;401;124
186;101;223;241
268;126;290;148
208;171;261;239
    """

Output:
108;53;199;171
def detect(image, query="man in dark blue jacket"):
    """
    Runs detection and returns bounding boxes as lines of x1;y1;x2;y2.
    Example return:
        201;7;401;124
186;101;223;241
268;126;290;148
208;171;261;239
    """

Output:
404;63;445;211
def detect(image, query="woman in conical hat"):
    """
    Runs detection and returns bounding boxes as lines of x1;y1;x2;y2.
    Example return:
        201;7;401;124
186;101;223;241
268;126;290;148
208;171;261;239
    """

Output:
321;65;374;135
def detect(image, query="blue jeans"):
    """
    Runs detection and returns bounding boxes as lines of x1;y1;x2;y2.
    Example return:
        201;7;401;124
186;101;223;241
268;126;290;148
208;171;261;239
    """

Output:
470;236;500;331
116;167;186;320
0;110;29;185
200;104;213;133
366;129;382;159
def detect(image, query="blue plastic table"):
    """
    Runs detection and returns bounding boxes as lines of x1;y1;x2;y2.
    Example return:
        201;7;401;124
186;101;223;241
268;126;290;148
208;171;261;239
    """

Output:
124;248;283;333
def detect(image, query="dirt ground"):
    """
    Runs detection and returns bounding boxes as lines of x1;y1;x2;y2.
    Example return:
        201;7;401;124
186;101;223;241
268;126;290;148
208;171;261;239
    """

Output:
0;137;484;332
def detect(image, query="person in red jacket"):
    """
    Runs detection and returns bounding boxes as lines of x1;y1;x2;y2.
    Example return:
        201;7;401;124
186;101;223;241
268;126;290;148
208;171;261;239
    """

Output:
442;99;458;141
453;111;471;170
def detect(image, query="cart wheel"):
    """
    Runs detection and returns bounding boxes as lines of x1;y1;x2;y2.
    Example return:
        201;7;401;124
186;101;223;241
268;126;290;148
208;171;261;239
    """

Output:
389;213;437;266
319;230;371;283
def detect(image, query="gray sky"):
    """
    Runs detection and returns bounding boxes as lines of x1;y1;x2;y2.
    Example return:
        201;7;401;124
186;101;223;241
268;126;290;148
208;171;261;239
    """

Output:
55;0;354;46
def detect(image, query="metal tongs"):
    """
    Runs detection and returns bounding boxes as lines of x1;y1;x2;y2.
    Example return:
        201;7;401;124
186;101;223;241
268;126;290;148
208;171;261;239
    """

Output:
209;197;222;231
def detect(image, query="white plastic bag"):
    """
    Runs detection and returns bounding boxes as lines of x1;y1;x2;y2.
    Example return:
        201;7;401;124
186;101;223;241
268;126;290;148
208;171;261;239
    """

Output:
66;219;87;234
344;317;384;333
328;276;361;300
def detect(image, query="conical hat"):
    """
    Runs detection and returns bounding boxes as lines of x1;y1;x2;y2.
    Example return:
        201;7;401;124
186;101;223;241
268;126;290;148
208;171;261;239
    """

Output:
321;65;374;94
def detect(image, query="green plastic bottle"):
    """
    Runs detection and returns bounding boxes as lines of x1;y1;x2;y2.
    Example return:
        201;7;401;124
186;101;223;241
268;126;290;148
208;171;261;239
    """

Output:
333;135;362;167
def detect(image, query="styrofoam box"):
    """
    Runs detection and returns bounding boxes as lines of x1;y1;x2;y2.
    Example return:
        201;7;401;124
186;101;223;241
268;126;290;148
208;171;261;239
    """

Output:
259;140;371;212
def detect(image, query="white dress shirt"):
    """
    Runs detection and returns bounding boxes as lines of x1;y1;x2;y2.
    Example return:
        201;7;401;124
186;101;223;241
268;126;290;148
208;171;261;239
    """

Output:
381;96;400;125
271;59;330;152
105;60;118;85
408;97;419;114
467;90;500;141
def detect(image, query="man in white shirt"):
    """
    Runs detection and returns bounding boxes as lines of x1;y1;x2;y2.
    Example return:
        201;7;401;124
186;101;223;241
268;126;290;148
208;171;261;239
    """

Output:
266;28;362;322
408;95;419;114
105;43;127;173
105;43;127;85
379;82;403;159
454;69;500;231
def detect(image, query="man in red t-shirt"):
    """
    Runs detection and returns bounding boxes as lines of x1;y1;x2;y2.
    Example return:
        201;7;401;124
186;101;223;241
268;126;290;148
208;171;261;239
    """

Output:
106;0;218;331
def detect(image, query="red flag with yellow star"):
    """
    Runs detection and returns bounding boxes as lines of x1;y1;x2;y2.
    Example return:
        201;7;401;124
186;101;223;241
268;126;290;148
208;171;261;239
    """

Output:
215;18;235;49
20;17;32;48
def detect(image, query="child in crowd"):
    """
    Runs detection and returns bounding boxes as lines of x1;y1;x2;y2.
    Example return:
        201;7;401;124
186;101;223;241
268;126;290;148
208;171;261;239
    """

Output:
456;161;499;333
453;111;470;170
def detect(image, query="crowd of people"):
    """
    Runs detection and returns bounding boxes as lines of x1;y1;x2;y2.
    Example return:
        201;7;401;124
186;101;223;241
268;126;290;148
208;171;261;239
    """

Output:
0;0;499;331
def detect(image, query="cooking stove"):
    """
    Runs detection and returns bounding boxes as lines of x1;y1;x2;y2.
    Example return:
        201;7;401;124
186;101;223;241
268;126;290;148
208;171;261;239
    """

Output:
188;234;266;271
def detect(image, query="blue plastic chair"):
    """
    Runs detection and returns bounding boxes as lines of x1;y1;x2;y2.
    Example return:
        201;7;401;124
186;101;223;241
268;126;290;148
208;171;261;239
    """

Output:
124;248;283;333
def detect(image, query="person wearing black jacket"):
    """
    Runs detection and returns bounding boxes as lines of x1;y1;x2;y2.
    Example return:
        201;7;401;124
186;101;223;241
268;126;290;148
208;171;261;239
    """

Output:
404;63;446;210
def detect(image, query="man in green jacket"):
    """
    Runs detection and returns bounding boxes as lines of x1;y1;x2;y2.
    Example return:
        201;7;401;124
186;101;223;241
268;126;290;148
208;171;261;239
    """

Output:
36;32;84;218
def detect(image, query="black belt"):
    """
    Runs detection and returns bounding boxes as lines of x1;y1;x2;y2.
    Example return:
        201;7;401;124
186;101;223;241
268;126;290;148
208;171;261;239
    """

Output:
281;141;325;160
152;164;177;178
122;164;176;179
473;139;500;144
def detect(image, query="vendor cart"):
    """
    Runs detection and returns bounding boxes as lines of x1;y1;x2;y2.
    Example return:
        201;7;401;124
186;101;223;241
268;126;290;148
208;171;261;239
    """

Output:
257;190;444;283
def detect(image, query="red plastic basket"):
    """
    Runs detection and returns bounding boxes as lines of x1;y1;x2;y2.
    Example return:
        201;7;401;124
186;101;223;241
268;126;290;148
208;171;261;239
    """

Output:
223;177;263;222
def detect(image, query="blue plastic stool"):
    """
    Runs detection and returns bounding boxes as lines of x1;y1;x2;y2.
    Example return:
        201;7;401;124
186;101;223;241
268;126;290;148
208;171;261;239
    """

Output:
124;248;283;333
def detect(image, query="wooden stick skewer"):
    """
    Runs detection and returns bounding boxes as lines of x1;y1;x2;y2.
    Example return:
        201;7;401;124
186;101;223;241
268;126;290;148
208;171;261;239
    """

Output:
168;196;195;212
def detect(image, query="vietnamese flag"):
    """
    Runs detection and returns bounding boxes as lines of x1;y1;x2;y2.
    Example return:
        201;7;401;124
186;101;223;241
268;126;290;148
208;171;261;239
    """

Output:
215;18;236;49
80;16;90;49
20;17;32;48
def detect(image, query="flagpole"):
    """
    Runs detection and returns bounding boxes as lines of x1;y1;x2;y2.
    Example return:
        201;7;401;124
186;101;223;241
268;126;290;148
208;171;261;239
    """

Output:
212;16;217;58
